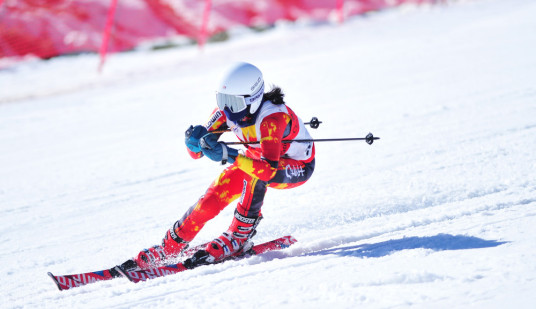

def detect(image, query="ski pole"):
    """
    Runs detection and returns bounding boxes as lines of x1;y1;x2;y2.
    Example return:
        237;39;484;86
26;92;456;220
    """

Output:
212;117;322;134
224;133;379;146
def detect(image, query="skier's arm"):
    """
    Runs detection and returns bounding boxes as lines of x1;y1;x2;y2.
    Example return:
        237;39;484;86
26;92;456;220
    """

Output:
234;113;290;181
205;108;228;132
186;108;228;159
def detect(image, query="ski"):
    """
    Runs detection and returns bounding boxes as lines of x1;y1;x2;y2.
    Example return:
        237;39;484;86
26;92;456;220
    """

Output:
48;235;296;290
117;235;297;283
47;268;119;291
47;241;211;291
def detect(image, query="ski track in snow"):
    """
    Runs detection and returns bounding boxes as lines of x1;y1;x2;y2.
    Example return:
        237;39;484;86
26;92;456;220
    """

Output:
1;0;536;308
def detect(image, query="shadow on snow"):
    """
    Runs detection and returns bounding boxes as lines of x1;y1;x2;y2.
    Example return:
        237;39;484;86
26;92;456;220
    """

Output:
307;234;506;258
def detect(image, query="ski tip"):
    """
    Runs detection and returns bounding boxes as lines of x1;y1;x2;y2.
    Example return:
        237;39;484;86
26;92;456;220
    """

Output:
283;235;298;245
47;272;63;291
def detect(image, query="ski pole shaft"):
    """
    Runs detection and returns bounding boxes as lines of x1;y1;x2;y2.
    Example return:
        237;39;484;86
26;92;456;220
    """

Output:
224;133;379;146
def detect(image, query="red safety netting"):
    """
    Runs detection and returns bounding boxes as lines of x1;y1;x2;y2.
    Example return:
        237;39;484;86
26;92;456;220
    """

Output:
0;0;438;66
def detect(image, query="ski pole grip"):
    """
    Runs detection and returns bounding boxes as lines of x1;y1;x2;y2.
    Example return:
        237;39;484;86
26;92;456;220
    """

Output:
185;125;194;138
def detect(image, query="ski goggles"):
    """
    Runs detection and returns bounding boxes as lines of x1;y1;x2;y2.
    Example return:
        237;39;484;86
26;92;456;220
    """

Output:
216;93;248;113
216;83;264;113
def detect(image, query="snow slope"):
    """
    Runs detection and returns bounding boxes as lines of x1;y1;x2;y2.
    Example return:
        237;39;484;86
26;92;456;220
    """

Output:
1;0;536;307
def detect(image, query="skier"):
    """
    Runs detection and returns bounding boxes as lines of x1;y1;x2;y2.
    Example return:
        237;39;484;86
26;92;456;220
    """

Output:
132;62;315;268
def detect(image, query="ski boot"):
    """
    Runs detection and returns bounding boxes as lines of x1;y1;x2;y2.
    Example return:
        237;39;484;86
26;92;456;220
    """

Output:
204;210;262;263
132;229;189;270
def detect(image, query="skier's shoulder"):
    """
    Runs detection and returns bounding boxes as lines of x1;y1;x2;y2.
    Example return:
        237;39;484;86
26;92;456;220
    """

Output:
258;101;288;121
258;103;291;134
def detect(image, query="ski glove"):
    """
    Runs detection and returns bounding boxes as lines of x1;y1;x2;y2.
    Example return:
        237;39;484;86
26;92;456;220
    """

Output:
185;125;208;153
199;133;239;164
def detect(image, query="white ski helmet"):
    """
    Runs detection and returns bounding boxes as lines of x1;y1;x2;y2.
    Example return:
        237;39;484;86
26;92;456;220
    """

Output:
216;62;265;121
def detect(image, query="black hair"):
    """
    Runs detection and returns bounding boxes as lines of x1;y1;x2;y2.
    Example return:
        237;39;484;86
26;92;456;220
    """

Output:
262;86;285;105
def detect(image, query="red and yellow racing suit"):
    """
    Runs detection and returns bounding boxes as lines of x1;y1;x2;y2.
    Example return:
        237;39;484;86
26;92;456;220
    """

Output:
172;101;315;242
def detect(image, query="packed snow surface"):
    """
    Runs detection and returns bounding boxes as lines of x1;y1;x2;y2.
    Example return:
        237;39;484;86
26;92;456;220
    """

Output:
1;0;536;308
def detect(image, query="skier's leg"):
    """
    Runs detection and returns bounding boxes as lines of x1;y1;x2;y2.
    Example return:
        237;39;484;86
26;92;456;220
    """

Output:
186;158;315;264
172;164;248;241
205;175;267;261
134;165;246;268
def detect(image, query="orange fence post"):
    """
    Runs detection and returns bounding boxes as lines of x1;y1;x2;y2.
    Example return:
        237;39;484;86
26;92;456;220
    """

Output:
337;0;345;23
199;0;212;49
99;0;118;72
